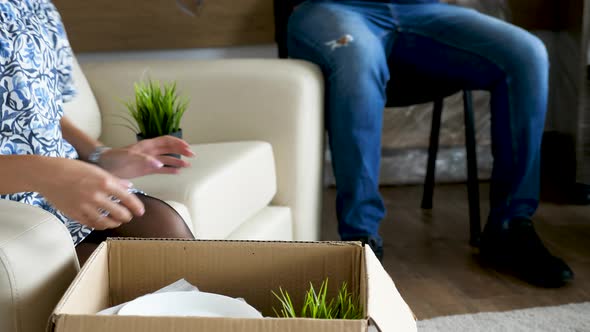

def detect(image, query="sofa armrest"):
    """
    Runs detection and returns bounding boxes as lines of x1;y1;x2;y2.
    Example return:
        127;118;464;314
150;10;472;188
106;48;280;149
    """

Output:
81;59;324;241
0;200;79;332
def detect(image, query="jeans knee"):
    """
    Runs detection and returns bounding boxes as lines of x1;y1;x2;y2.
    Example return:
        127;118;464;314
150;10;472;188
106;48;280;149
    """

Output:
329;46;390;99
527;34;549;68
512;32;549;75
287;2;389;81
289;33;389;90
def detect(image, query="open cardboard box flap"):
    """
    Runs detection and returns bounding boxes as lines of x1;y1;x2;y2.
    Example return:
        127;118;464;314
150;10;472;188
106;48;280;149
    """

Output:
364;245;417;332
49;239;416;332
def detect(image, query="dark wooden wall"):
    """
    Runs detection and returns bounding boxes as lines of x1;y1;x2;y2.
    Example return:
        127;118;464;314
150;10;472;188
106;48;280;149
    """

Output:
53;0;275;52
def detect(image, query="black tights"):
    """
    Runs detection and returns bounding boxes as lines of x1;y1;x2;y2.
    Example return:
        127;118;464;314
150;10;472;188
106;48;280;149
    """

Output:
75;194;194;265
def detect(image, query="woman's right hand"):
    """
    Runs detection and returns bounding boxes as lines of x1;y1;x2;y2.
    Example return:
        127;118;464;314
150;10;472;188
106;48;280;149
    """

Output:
38;158;145;230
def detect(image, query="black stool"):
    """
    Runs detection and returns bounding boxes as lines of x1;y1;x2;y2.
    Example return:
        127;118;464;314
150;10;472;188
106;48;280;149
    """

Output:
274;0;481;246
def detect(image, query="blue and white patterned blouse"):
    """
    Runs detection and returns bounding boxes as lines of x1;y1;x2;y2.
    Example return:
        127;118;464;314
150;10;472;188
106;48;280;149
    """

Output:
0;0;92;245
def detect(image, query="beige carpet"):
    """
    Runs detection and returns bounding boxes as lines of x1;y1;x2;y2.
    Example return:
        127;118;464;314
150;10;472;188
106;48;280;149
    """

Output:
418;302;590;332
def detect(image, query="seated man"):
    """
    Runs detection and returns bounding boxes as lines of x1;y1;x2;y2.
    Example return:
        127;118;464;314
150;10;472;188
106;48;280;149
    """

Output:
283;0;573;287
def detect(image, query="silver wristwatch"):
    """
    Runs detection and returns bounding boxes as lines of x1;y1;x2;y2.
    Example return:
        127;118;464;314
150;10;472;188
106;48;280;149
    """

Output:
88;146;111;164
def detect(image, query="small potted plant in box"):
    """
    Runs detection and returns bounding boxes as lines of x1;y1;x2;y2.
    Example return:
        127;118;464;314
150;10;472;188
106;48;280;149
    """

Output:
272;278;363;319
124;79;188;157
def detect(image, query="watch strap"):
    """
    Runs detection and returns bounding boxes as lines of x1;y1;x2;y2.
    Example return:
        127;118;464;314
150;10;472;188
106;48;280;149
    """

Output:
88;146;112;164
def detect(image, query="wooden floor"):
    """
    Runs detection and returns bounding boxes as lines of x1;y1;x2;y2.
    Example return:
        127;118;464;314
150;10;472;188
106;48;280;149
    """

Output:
321;183;590;320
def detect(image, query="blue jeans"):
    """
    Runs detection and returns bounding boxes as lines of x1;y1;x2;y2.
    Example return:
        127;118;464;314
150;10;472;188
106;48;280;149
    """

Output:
287;1;549;242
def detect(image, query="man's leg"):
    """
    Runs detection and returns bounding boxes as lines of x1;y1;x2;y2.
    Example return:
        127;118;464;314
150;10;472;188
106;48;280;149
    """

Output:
388;3;572;286
287;1;398;257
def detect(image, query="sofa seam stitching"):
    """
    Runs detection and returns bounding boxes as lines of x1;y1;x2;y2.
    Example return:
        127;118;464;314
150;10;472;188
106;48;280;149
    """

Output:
0;211;68;248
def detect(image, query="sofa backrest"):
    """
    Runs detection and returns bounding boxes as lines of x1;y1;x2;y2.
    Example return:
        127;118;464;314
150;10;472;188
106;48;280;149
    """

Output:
62;57;102;140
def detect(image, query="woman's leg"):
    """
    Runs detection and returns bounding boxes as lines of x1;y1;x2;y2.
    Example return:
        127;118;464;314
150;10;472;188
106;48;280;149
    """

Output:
102;194;193;239
76;194;193;265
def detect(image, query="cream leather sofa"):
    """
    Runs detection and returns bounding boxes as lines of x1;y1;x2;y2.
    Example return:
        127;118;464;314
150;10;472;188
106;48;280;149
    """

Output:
0;58;324;332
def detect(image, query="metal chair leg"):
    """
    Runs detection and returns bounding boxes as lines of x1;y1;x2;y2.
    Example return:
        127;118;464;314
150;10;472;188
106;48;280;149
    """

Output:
422;98;444;210
463;90;481;247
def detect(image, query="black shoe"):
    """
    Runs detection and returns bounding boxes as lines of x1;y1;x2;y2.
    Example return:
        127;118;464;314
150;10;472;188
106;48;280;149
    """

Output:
479;217;574;288
350;236;384;262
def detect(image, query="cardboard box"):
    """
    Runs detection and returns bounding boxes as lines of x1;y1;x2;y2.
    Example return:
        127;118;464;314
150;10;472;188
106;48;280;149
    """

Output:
49;239;417;332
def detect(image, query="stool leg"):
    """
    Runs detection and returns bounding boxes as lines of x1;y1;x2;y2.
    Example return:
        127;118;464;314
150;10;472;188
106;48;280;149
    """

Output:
422;98;444;210
463;90;481;247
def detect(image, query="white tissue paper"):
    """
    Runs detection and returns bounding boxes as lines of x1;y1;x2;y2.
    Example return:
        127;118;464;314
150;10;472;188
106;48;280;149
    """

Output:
97;278;199;315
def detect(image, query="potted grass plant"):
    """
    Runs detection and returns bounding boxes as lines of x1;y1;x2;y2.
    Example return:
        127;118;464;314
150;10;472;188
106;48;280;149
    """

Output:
124;79;189;142
272;278;363;320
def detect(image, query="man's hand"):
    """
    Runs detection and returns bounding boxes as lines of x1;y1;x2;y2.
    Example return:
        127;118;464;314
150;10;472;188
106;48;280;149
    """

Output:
98;136;195;179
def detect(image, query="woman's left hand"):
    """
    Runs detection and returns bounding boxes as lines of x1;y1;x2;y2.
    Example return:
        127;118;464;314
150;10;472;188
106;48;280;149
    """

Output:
97;135;195;179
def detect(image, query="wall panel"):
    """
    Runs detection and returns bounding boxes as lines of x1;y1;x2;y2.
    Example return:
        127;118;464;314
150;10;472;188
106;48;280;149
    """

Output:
53;0;274;52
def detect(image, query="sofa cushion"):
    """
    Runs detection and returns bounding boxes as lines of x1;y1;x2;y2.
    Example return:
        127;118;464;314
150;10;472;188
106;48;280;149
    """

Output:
131;141;277;239
226;206;292;241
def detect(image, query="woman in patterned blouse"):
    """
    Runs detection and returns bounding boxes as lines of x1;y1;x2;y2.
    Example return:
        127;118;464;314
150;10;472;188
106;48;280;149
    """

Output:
0;0;195;264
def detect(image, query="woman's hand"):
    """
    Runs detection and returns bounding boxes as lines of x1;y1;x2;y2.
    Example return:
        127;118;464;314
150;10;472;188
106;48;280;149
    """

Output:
97;136;195;179
38;158;146;230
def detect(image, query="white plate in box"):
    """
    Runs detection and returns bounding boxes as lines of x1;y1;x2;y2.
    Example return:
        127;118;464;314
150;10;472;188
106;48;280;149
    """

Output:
118;291;263;318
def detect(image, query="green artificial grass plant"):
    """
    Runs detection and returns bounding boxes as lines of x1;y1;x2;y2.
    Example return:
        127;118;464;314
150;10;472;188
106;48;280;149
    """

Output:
272;278;363;319
124;79;188;139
